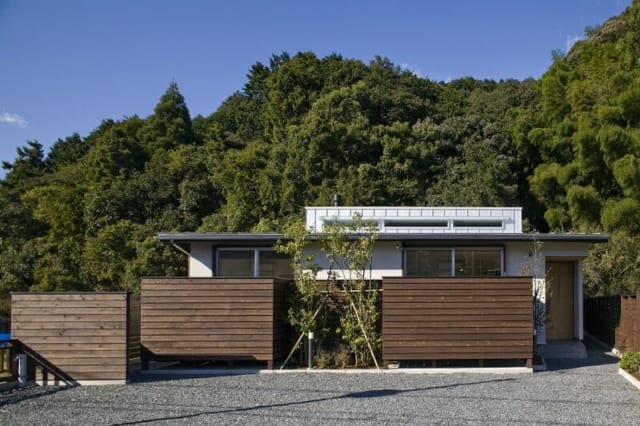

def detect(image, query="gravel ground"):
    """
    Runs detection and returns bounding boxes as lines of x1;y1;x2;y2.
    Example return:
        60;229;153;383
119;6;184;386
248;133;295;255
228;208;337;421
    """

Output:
1;343;639;425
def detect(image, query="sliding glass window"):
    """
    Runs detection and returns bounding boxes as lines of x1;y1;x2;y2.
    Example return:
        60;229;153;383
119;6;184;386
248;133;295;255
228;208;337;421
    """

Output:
217;250;254;277
405;249;452;277
405;248;502;277
217;249;293;279
258;250;293;279
454;249;502;277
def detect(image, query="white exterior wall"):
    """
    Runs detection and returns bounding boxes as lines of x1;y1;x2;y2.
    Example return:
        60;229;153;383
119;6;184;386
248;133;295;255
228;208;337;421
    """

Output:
304;241;403;280
504;240;590;344
188;242;214;277
504;241;546;343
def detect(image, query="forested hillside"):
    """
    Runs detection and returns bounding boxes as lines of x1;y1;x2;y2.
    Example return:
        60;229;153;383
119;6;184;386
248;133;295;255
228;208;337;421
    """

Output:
2;2;640;312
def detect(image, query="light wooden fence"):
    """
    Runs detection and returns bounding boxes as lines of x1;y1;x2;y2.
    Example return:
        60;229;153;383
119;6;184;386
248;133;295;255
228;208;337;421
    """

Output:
11;292;139;384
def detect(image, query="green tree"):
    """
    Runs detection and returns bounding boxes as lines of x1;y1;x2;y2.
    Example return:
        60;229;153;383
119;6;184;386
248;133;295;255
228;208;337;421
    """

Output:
1;141;47;189
47;133;89;171
139;81;195;155
584;232;640;296
81;221;148;292
321;214;380;367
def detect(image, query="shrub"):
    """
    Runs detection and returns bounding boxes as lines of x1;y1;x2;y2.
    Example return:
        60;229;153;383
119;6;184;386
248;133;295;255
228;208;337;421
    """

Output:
333;345;352;368
620;351;640;375
314;348;333;369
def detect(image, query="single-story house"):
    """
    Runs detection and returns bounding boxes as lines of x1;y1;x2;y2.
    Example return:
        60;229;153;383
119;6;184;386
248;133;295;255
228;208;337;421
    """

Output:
157;206;608;354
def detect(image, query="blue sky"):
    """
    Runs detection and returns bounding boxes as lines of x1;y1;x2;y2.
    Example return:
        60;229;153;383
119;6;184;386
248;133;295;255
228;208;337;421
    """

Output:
0;0;631;175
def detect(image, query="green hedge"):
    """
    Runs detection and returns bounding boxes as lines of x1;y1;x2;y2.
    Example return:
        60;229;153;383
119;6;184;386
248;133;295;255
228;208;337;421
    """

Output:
620;351;640;375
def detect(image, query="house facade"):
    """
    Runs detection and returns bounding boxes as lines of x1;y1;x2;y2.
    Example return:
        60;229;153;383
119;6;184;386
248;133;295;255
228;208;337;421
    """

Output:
158;206;608;346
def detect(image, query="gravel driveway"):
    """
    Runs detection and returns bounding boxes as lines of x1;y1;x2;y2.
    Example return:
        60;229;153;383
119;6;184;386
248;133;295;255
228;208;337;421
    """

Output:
1;342;639;425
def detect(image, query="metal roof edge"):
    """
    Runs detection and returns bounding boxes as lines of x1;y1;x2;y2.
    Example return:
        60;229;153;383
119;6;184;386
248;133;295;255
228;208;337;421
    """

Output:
156;233;285;242
156;232;609;243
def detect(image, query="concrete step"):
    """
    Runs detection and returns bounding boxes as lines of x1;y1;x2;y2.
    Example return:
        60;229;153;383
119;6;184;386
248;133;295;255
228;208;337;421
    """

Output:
544;340;587;359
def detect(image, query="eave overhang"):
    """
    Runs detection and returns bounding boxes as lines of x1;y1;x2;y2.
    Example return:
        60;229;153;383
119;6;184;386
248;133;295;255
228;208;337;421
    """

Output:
156;232;609;244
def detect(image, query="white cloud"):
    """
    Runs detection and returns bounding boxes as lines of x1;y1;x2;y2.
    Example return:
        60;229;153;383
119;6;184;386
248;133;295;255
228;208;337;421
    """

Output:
566;34;584;52
0;112;28;128
400;63;424;78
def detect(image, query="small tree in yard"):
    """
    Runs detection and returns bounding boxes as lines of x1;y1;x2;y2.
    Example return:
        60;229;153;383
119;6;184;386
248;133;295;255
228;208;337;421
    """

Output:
520;238;547;357
322;214;380;368
276;220;325;367
277;214;380;368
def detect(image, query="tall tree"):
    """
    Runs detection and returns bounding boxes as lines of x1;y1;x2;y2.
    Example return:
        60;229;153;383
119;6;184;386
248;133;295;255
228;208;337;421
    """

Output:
139;81;195;155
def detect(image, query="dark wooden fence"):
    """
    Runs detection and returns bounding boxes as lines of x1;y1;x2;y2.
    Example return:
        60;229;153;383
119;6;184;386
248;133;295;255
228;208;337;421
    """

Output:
140;278;289;369
584;296;621;347
586;294;640;351
382;277;533;367
127;294;141;370
617;295;639;351
11;293;139;383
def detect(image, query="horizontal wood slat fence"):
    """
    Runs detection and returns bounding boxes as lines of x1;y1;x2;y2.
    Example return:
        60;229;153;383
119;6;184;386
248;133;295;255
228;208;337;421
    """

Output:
140;278;289;369
584;296;620;347
618;295;640;351
586;294;639;351
11;292;139;383
382;277;533;367
8;276;542;378
127;294;141;370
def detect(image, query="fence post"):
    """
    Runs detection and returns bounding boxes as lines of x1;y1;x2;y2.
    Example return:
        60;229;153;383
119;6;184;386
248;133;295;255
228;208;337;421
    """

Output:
16;353;27;388
307;332;314;369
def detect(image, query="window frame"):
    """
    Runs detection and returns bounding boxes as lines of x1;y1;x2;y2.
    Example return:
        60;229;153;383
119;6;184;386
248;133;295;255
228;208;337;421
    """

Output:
215;247;291;278
404;246;504;277
216;248;256;277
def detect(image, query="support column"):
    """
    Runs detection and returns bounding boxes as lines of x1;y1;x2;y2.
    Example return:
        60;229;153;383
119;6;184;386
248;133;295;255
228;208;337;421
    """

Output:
576;260;584;340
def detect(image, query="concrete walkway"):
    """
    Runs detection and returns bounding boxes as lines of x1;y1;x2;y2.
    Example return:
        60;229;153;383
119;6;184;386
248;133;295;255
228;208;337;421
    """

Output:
0;340;639;425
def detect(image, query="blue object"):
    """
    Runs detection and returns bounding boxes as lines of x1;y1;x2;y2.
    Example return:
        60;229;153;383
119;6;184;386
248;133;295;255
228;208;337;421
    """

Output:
0;333;10;348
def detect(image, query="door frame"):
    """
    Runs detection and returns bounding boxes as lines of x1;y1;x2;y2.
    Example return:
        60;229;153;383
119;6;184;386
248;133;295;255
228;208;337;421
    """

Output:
545;260;578;340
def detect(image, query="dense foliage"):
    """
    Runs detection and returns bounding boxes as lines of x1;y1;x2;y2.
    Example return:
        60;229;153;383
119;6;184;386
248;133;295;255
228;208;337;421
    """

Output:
2;2;640;311
277;216;380;367
620;351;640;378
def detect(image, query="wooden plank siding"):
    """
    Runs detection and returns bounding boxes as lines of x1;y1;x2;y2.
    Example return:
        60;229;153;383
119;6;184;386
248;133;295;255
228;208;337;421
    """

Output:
584;296;620;347
140;278;289;369
615;294;640;351
584;295;639;351
127;294;141;373
382;277;533;365
11;292;136;382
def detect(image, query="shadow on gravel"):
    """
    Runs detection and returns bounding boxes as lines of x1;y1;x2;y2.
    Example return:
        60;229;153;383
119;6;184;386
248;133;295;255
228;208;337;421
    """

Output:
131;360;272;383
544;336;620;372
131;370;261;383
0;384;73;408
108;377;515;425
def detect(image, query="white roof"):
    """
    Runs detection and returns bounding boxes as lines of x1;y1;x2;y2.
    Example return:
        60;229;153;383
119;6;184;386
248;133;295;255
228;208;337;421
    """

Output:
305;206;522;234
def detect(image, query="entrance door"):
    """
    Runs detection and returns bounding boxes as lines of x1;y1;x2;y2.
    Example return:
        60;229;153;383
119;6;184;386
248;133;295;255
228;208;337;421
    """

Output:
545;261;574;340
